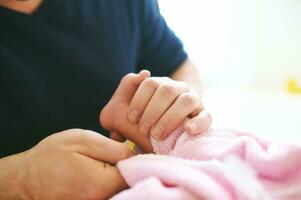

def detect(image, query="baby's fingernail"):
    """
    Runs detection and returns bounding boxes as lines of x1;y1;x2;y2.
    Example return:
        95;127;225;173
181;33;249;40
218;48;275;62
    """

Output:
139;122;150;136
151;125;165;139
187;123;197;134
128;109;140;123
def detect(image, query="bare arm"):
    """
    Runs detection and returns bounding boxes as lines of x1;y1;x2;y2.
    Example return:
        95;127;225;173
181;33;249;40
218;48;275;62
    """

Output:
171;58;203;96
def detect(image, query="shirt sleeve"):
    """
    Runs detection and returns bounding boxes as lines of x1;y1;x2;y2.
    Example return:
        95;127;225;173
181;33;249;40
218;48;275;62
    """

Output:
136;0;188;77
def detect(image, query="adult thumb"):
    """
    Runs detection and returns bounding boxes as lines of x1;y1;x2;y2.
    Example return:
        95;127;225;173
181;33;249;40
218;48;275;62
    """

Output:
72;130;134;165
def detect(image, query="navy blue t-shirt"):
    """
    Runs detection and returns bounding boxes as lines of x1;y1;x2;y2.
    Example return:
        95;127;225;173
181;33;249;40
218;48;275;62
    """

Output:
0;0;187;157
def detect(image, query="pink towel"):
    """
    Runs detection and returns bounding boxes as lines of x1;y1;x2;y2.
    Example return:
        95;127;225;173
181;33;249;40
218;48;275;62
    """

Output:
111;128;301;200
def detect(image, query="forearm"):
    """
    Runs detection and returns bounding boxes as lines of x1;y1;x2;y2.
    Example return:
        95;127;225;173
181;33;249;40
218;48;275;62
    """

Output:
0;154;28;200
171;58;203;96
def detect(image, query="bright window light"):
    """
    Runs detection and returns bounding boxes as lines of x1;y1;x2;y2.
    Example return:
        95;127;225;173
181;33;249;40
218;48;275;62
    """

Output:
159;0;300;89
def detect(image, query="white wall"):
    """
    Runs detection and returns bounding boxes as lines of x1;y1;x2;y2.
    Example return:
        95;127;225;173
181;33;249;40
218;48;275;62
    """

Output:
159;0;301;89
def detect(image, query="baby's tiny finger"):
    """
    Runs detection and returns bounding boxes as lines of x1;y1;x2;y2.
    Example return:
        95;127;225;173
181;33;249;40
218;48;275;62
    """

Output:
184;111;212;135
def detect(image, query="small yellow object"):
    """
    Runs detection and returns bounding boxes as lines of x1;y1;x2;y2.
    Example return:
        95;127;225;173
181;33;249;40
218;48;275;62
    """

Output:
125;140;136;151
287;78;301;94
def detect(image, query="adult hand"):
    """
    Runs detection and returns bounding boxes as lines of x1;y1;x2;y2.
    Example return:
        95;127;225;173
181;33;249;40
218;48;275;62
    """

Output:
100;71;211;152
2;129;133;200
100;71;153;152
127;75;211;139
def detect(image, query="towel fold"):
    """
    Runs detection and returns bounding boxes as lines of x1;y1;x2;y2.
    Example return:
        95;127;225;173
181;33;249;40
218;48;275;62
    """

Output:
111;128;301;200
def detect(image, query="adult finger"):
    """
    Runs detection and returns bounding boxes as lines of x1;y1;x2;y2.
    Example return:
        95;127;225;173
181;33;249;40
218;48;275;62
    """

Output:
150;92;203;140
127;77;168;123
184;111;212;135
77;154;128;199
138;81;189;136
111;70;151;103
74;130;134;165
110;131;126;142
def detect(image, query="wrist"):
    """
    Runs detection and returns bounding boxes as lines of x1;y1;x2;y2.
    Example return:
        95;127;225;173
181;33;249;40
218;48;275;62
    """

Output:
0;152;31;200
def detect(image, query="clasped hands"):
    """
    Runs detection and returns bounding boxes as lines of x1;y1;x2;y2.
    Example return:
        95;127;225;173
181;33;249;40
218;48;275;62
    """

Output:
10;70;211;200
101;70;212;152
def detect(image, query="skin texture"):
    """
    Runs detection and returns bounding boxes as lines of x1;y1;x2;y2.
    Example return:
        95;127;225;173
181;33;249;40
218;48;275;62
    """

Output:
0;129;134;200
100;60;212;152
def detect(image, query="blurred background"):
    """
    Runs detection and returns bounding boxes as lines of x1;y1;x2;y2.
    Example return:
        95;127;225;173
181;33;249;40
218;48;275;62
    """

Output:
159;0;300;142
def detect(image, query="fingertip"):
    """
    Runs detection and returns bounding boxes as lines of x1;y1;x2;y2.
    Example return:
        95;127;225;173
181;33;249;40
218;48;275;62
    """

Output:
151;130;170;140
150;124;165;140
184;111;212;135
200;110;213;129
132;70;150;86
184;122;198;135
139;69;151;77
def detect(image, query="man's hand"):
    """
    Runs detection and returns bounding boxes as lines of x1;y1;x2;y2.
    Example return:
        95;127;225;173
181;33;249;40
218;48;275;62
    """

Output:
100;70;211;152
127;76;211;139
100;71;154;152
0;129;133;200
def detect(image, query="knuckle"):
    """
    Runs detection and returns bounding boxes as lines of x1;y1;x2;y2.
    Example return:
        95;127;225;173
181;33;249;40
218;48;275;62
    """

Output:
120;73;135;84
159;83;178;97
55;129;86;140
77;130;105;145
180;81;190;91
67;128;85;133
162;76;171;82
179;93;198;106
142;78;159;90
